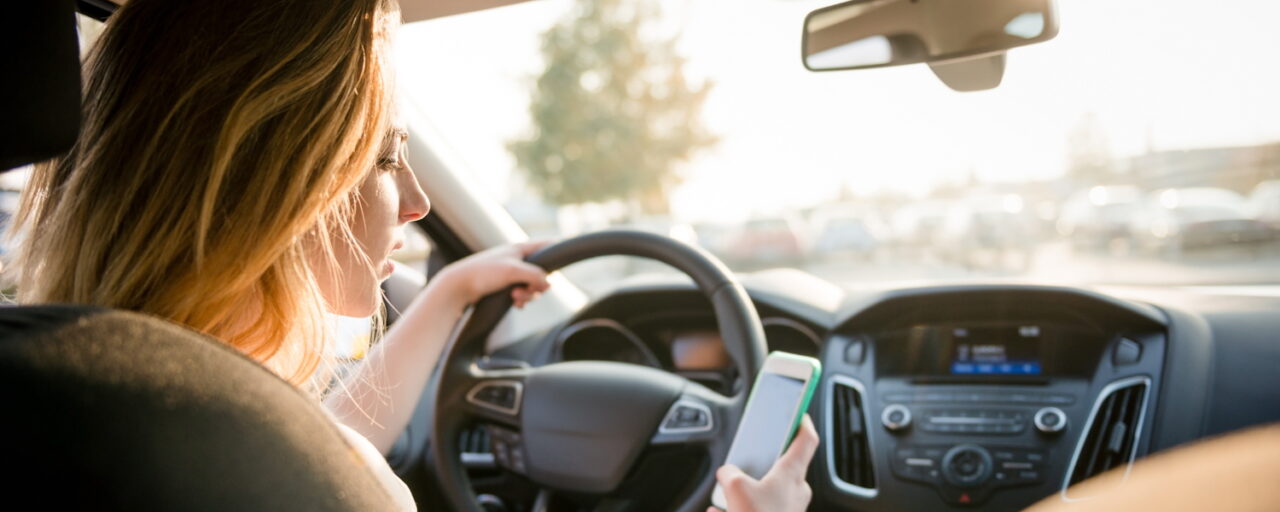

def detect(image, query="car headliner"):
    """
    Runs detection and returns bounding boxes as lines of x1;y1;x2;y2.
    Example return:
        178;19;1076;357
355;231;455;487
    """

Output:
92;0;537;23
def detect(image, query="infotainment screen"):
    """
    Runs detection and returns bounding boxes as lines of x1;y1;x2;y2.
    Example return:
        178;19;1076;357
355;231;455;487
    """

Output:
874;322;1102;377
948;325;1042;375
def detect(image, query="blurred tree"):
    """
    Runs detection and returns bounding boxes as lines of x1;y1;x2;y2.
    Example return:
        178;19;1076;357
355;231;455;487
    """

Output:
508;0;715;216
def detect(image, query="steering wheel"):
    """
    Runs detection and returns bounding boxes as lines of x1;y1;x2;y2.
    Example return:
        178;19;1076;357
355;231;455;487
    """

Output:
431;230;768;512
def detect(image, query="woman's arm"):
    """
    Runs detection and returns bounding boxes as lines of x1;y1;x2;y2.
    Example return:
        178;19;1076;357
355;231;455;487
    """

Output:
324;242;550;454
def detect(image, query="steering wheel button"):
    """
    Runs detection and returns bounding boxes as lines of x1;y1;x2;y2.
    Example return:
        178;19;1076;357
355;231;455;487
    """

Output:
509;449;527;474
466;381;524;416
659;400;714;434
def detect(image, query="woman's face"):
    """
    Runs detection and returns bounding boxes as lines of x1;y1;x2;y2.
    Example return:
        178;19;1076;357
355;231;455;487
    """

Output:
313;128;429;317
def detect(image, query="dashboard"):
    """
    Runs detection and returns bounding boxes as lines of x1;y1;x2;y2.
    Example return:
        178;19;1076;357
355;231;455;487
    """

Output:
400;271;1280;512
554;310;822;393
817;286;1168;510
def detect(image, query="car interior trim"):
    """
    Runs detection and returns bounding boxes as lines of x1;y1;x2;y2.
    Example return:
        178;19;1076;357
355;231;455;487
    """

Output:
657;399;715;435
826;374;880;499
554;317;663;368
761;316;824;353
1059;375;1152;502
465;380;525;417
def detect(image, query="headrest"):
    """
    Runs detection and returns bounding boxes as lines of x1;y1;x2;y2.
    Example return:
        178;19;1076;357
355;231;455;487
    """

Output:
0;0;81;171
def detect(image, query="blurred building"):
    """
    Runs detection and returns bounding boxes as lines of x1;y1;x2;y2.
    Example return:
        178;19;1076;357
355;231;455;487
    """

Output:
1125;143;1280;193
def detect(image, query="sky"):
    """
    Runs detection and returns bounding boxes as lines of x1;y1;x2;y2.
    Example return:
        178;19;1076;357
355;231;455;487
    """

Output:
394;0;1280;224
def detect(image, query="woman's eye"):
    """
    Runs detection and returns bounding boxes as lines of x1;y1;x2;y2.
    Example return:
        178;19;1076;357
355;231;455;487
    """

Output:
377;157;400;170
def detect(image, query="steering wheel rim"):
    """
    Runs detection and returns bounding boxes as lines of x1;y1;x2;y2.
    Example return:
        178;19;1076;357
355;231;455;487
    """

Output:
431;230;767;512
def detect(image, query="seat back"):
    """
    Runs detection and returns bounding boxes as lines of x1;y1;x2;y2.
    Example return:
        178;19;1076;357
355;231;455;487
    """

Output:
0;306;401;510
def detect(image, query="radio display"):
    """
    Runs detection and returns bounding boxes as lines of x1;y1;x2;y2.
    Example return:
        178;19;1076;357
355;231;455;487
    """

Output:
949;325;1042;375
874;322;1102;377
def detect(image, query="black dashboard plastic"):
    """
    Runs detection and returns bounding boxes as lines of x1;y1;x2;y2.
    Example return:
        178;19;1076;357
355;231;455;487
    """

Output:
395;276;1280;512
815;286;1168;511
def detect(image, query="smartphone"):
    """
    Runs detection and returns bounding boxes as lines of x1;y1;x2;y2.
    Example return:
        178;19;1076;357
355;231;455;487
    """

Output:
711;351;821;510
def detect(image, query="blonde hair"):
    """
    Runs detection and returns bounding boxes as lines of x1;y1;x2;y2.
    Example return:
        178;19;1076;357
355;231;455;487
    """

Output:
8;0;400;391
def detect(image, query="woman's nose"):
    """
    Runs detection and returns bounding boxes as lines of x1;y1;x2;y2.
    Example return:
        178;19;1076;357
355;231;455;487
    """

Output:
398;166;430;223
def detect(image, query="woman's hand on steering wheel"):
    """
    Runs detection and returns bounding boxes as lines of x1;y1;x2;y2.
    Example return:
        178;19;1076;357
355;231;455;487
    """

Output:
708;415;820;512
434;240;553;308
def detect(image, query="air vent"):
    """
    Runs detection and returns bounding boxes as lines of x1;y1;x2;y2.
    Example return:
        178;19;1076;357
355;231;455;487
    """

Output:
1064;377;1150;496
827;376;877;496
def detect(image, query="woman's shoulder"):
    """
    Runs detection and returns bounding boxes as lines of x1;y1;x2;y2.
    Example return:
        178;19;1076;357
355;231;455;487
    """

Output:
332;420;417;512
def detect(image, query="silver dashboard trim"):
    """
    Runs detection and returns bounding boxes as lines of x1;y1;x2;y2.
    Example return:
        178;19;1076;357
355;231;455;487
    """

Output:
1059;376;1152;502
465;380;524;417
825;374;879;498
554;318;663;368
658;399;715;434
762;316;823;353
1033;406;1068;433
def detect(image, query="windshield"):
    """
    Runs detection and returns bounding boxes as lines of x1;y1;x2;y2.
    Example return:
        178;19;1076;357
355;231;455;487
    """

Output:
397;0;1280;296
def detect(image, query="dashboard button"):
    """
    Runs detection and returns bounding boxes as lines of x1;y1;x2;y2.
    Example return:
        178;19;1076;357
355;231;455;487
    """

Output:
660;401;713;433
939;485;991;506
1045;394;1076;405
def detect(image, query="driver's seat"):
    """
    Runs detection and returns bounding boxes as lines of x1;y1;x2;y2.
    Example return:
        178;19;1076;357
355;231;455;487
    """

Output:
0;2;400;510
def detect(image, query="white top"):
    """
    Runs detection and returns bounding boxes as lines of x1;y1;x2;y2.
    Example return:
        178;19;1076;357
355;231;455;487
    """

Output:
333;421;417;511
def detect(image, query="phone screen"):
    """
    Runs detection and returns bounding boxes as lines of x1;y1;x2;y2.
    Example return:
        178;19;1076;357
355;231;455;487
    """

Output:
724;373;807;479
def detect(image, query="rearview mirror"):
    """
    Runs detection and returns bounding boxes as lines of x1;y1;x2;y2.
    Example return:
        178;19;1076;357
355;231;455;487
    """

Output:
802;0;1058;90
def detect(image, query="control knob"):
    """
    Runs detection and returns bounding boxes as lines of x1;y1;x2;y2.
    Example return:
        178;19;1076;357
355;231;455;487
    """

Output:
1034;407;1068;434
941;444;994;488
881;404;912;432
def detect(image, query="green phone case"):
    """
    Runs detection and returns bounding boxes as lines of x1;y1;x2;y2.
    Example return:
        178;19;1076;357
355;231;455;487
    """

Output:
753;351;822;448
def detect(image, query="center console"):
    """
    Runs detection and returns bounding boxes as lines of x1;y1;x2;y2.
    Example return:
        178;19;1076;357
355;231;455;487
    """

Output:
816;288;1167;511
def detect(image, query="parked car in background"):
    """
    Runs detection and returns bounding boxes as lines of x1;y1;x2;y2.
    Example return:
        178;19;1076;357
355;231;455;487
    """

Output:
808;208;885;262
935;195;1037;271
720;216;808;268
1056;185;1142;252
1247;180;1280;227
887;199;948;255
1130;187;1278;256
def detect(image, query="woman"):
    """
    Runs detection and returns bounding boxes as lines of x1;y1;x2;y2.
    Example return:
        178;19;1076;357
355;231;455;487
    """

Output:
9;0;816;510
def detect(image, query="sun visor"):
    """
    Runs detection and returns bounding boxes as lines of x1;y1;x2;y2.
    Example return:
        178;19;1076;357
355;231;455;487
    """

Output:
400;0;535;23
0;0;81;171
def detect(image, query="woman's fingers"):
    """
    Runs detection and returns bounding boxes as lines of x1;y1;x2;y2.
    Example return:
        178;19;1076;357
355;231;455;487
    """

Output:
716;464;755;494
510;287;544;308
773;415;820;478
517;239;554;257
505;261;550;289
